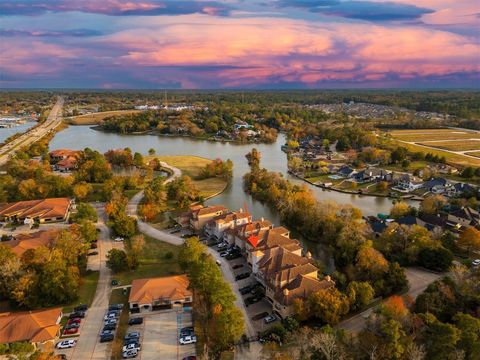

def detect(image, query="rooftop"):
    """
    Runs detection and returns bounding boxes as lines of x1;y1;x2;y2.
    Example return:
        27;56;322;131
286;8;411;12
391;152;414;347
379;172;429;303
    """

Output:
129;275;192;304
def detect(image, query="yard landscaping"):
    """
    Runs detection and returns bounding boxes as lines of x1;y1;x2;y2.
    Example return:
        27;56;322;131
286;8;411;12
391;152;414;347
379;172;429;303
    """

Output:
113;235;182;285
146;155;229;198
67;110;143;125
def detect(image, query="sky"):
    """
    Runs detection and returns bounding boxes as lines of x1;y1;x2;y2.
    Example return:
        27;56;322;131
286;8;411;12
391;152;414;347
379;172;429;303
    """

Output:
0;0;479;89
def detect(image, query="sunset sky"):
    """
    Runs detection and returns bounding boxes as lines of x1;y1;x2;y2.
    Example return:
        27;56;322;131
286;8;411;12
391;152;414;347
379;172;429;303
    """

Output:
0;0;479;89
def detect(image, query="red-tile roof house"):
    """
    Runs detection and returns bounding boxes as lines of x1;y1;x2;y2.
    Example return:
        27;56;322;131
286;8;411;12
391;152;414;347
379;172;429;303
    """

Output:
48;149;81;162
129;275;192;312
4;230;58;257
0;198;72;224
204;210;252;240
0;308;62;346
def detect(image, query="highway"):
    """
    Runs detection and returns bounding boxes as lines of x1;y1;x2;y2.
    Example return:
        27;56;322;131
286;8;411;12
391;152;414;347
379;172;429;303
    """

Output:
0;96;64;166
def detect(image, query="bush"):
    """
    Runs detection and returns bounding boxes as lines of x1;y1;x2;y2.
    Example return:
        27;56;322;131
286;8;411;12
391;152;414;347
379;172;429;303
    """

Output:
164;251;174;259
418;247;453;272
106;249;128;273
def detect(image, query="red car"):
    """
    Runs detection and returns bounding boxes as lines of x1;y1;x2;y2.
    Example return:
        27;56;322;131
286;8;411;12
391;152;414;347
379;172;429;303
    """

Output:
67;318;81;325
63;327;79;335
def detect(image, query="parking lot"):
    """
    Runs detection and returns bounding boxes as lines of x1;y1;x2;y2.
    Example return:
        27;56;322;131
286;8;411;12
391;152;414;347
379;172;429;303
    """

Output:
125;310;196;360
214;243;279;334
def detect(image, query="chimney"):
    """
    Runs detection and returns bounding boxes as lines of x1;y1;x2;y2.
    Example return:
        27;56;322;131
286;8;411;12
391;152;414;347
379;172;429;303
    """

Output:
324;275;331;282
306;251;312;259
283;288;289;296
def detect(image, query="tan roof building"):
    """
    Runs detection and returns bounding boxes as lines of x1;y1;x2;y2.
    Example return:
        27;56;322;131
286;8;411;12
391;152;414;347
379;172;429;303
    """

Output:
49;149;81;161
4;230;58;257
0;198;72;223
129;275;192;312
0;308;62;345
186;205;228;231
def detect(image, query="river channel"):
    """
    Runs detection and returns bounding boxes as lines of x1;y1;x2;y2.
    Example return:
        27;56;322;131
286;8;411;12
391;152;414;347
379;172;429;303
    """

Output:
50;126;407;269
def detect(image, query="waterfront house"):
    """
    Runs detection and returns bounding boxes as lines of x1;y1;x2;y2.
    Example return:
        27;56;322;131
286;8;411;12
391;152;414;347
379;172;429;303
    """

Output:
448;182;477;198
392;174;424;192
446;207;480;229
337;165;357;178
423;177;449;194
204;210;252;240
184;205;228;231
129;275;192;312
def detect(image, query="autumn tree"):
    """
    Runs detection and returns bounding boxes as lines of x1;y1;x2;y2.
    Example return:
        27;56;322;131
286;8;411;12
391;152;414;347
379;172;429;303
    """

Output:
457;227;480;257
420;195;447;215
390;201;412;219
346;281;374;311
245;148;261;171
126;234;145;270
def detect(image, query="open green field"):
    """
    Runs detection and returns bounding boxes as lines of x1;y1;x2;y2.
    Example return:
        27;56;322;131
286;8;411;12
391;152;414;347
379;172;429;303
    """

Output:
68;110;143;125
147;155;229;198
113;235;183;285
418;140;480;152
388;129;480;142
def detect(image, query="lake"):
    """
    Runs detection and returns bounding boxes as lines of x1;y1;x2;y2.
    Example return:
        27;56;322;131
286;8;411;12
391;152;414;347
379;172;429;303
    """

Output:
50;126;409;269
0;121;36;143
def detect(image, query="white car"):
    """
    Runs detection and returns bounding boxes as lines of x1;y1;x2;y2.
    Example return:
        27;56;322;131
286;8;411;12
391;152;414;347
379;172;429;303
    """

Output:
104;319;117;326
56;340;77;349
122;343;141;352
472;259;480;267
179;335;197;345
264;314;277;324
104;313;118;320
219;251;228;257
114;237;124;242
217;242;227;249
122;349;138;359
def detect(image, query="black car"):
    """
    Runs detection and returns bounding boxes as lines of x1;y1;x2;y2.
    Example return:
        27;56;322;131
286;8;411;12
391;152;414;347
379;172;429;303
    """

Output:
232;264;244;270
74;304;88;312
181;233;196;239
239;285;254;295
69;311;85;319
226;253;242;260
124;338;140;346
128;317;143;325
100;334;114;343
245;296;262;306
88;251;98;256
179;326;194;337
235;273;250;281
103;324;117;331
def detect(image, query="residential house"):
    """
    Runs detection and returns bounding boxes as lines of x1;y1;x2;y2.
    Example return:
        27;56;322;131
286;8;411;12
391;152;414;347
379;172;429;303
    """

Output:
129;275;192;312
224;219;273;248
0;198;73;224
337;165;356;178
184;205;228;231
0;308;62;347
353;167;391;183
204;210;252;240
446;207;480;230
423;177;449;194
448;183;477;198
392;174;424;192
4;230;58;257
395;215;440;232
48;149;81;162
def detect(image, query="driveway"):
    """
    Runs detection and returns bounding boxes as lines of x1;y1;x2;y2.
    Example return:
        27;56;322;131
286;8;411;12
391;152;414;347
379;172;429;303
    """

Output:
57;206;124;360
337;267;444;333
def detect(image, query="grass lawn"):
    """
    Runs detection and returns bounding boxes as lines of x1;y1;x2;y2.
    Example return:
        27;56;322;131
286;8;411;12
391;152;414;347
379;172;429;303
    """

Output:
124;189;141;200
387;129;480;142
67;110;143;125
146;155;229;198
418;140;480;152
466;151;480;158
305;173;342;185
63;270;100;313
113;235;183;285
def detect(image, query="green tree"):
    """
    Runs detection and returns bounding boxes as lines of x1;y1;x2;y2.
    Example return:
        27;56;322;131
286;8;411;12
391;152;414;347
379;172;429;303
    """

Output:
0;245;22;300
106;249;128;273
127;234;144;270
245;148;261;171
418;246;453;272
422;313;461;360
346;281;375;311
112;214;136;238
71;202;98;223
304;288;350;325
454;312;480;359
133;152;144;167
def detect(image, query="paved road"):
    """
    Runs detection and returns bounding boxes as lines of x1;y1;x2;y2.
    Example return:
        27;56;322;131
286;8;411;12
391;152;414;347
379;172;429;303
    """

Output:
337;267;444;333
0;96;64;166
59;206;124;360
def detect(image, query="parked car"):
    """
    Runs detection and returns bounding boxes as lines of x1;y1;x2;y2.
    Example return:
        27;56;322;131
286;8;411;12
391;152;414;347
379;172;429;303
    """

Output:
264;314;277;324
109;303;124;311
114;237;124;242
104;319;117;326
128;317;143;325
63;327;78;335
55;355;67;360
245;295;262;306
235;273;250;281
216;259;222;266
69;311;85;319
181;233;196;239
125;332;140;340
88;251;98;256
472;259;480;267
74;304;88;312
122;343;141;352
226;253;242;260
111;279;120;286
65;322;80;329
122;350;138;359
239;284;255;295
103;324;117;331
251;312;269;321
124;337;140;346
67;318;81;325
104;313;118;320
90;243;97;249
217;242;227;249
100;334;115;343
100;329;114;337
182;357;197;360
179;326;194;337
179;335;197;345
56;340;77;349
232;264;244;270
219;251;228;257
